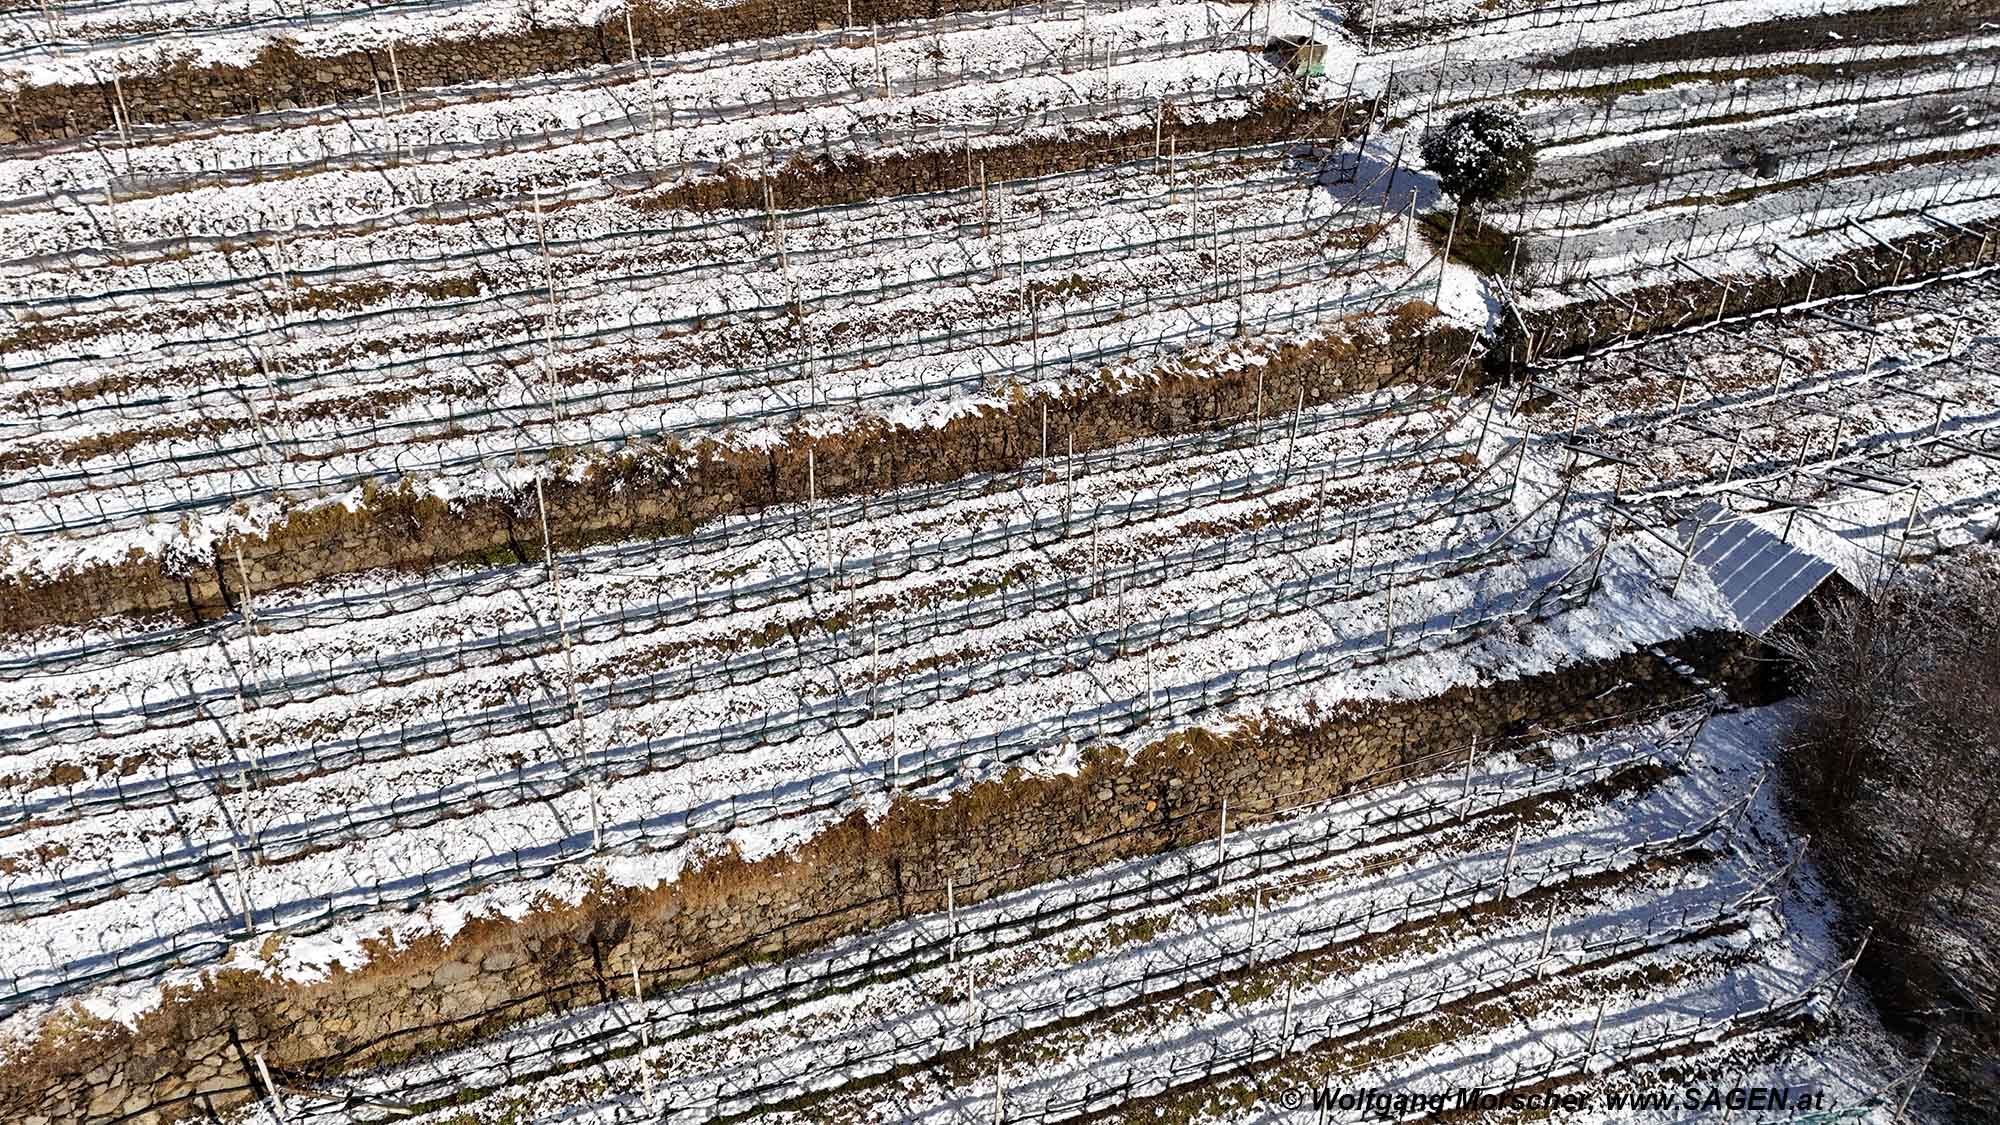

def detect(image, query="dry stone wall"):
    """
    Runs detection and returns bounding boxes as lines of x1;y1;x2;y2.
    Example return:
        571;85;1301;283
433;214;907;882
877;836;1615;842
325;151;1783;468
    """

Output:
4;629;1769;1125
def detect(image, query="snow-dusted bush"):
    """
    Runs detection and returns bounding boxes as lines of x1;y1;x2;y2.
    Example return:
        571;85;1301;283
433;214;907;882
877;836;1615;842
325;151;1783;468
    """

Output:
1418;107;1537;212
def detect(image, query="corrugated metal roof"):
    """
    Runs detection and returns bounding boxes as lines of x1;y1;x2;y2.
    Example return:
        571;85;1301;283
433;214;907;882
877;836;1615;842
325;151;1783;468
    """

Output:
1679;503;1838;636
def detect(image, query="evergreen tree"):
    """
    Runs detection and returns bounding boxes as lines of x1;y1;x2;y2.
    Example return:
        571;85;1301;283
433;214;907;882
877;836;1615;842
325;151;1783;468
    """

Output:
1419;107;1538;213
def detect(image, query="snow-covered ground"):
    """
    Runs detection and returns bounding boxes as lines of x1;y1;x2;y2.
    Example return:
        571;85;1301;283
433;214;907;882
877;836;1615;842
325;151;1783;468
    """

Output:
1522;269;2000;568
0;151;1422;569
1;0;1992;586
1;0;1991;1118
173;704;1918;1125
0;382;1740;1013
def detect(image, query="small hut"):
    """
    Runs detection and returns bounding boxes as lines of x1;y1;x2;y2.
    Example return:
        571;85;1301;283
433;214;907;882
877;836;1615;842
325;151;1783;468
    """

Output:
1267;36;1328;78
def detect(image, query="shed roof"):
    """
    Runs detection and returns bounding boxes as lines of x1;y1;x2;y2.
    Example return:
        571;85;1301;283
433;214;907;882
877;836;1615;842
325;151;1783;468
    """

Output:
1678;503;1839;636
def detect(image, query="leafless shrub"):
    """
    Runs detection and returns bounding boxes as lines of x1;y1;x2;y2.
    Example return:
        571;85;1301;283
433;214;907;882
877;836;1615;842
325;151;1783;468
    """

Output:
1775;549;2000;1120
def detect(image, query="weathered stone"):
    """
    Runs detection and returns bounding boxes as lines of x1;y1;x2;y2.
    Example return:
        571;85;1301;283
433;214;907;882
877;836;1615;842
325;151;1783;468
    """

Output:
432;960;477;987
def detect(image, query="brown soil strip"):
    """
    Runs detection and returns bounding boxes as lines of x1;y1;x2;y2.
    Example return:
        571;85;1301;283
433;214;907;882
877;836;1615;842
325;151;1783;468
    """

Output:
1538;0;2000;73
3;0;1085;141
1509;220;1995;370
0;302;1468;635
0;631;1761;1125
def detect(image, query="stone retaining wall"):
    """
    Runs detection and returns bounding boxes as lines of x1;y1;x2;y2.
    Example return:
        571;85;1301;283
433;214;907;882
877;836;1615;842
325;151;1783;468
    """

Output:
3;629;1767;1125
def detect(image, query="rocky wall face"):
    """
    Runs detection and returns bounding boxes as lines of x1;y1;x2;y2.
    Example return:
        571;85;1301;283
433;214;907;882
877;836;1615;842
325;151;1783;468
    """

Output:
7;630;1764;1125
